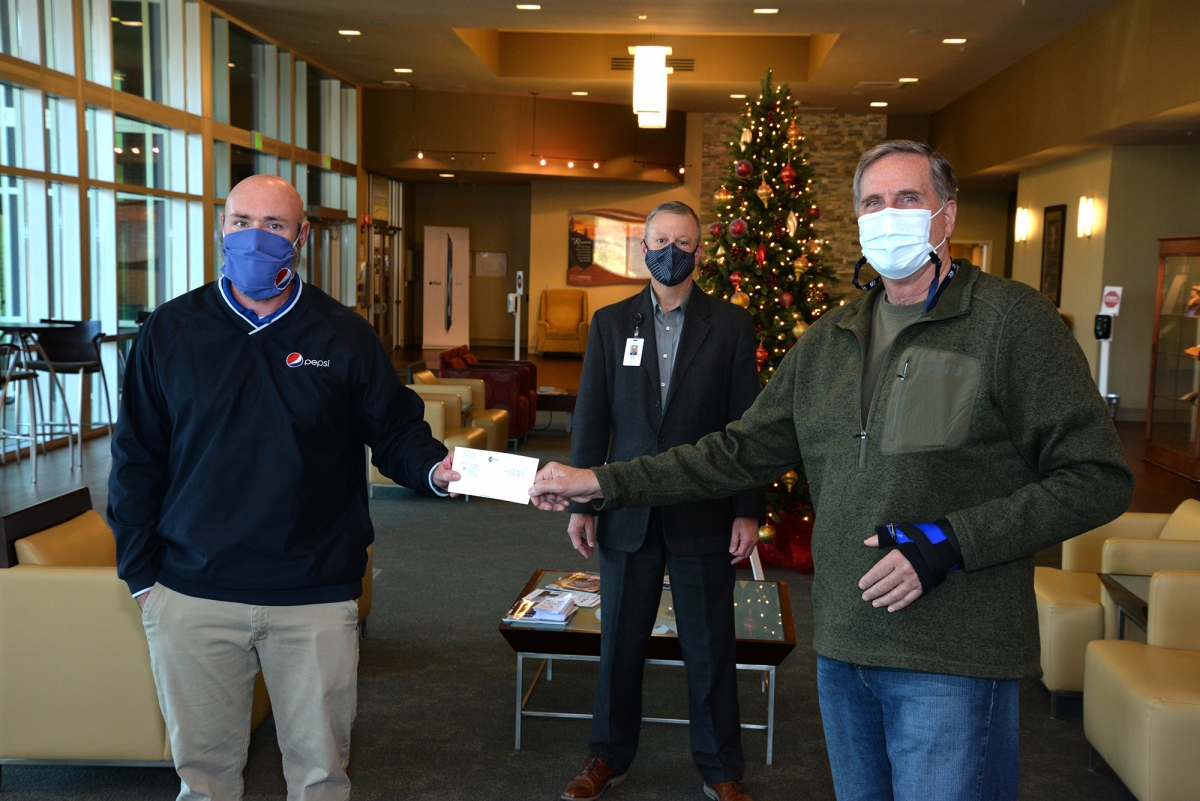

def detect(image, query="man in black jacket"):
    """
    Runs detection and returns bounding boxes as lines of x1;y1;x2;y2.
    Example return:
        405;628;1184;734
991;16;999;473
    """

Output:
108;174;458;801
560;201;765;801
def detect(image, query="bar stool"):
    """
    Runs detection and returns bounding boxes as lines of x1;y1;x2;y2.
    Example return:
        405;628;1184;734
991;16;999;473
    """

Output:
0;342;40;483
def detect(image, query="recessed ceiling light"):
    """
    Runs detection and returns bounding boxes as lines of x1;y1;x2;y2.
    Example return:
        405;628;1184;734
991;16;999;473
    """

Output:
227;62;235;68
638;15;647;19
753;8;779;13
572;91;588;96
898;77;919;83
516;4;541;8
338;29;361;36
439;173;455;177
394;68;413;73
120;20;143;26
942;38;966;44
870;101;888;107
113;147;123;154
730;93;747;99
131;147;141;154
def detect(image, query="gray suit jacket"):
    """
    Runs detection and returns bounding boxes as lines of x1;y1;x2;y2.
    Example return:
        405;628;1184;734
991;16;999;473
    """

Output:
569;283;766;555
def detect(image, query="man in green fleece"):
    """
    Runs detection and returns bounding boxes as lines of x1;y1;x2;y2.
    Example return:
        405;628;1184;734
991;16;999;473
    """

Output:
530;140;1134;801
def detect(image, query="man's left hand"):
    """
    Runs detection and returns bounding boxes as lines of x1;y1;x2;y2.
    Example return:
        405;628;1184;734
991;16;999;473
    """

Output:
859;534;923;612
432;450;461;497
729;517;759;564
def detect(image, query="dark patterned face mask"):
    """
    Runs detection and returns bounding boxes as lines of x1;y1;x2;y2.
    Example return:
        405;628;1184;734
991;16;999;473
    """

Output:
643;241;696;286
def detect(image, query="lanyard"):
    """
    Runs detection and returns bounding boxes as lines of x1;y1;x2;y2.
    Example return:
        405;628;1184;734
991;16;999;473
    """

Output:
852;253;957;316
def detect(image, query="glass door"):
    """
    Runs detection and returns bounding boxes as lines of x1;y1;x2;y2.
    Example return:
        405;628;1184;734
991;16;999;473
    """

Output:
304;220;348;305
365;223;399;349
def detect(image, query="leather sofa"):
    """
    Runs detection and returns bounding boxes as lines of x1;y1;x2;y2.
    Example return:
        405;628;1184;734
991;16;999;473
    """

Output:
536;288;589;355
410;369;509;452
438;346;537;442
1084;570;1200;801
1034;499;1200;714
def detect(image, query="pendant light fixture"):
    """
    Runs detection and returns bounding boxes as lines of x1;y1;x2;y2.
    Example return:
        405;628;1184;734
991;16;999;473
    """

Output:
629;46;672;129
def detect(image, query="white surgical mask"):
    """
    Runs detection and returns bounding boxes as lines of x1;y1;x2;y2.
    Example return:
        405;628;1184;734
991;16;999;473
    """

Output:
857;204;946;280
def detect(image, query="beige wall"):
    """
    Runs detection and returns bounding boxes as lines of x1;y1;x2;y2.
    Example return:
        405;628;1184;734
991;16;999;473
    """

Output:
953;192;1011;276
411;183;531;347
1012;149;1114;374
525;113;704;351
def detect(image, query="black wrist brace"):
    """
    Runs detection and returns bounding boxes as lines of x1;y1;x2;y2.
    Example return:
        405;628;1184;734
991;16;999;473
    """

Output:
874;520;963;594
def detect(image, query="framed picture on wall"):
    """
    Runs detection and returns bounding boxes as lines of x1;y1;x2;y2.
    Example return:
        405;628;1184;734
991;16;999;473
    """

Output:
567;209;652;286
1040;204;1067;307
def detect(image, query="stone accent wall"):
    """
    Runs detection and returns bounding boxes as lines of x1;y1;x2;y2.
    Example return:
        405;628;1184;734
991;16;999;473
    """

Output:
700;112;888;293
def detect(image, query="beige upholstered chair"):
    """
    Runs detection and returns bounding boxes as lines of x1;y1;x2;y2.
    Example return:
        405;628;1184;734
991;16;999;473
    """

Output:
537;288;589;355
1084;570;1200;801
410;369;509;452
367;397;486;495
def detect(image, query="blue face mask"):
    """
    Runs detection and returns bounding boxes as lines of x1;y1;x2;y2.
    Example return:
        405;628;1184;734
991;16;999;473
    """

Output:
644;241;696;287
221;227;301;300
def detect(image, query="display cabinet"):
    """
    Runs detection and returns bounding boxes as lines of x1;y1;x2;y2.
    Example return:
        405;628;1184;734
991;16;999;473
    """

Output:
1146;237;1200;478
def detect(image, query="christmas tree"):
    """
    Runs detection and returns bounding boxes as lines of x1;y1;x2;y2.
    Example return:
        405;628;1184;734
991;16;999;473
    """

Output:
696;69;834;571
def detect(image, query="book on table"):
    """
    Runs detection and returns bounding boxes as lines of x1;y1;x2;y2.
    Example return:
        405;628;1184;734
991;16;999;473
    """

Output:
503;589;578;625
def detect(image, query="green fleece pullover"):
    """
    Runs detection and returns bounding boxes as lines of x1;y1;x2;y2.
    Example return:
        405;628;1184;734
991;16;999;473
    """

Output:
593;262;1134;680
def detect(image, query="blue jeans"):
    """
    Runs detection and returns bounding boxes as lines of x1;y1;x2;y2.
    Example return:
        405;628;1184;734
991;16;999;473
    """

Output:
816;656;1018;801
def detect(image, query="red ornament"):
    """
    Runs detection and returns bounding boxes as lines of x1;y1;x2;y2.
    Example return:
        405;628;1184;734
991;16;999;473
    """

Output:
780;163;797;188
729;218;748;238
809;205;821;221
756;243;767;267
708;221;725;238
756;343;769;371
734;159;754;179
729;271;742;291
780;291;794;308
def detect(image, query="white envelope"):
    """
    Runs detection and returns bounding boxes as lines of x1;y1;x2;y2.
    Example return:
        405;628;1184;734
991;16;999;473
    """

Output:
447;447;540;505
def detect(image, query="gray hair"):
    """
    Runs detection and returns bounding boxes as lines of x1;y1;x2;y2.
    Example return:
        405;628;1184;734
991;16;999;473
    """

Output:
852;140;957;210
645;200;700;233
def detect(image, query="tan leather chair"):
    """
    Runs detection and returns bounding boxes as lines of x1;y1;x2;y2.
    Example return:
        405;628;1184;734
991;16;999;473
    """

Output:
367;397;485;494
411;369;509;452
537;288;589;355
1084;570;1200;801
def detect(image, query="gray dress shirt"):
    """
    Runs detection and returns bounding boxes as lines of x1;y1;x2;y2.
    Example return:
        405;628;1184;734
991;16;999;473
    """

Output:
652;287;691;406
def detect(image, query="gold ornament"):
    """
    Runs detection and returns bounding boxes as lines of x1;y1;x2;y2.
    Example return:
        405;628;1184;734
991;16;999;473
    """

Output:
714;186;735;204
786;121;802;144
786;210;798;237
740;127;752;145
781;470;799;492
757;524;777;543
756;179;774;205
731;291;751;308
791;320;809;339
793;255;810;280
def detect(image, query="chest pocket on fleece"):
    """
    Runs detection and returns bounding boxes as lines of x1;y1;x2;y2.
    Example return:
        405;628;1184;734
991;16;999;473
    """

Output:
881;346;980;454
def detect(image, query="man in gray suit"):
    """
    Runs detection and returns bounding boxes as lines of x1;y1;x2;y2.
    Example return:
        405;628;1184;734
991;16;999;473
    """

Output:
560;201;765;801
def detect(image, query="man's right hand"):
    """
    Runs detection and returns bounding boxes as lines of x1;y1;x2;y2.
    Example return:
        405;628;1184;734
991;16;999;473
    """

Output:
529;462;603;511
568;513;597;559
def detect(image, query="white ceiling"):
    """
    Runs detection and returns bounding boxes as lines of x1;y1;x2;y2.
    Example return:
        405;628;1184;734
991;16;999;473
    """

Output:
212;0;1119;116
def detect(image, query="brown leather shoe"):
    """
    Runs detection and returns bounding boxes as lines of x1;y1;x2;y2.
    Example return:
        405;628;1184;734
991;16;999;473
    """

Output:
560;754;626;801
703;780;752;801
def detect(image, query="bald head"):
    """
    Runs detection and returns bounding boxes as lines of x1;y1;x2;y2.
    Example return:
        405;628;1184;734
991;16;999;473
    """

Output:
222;174;308;243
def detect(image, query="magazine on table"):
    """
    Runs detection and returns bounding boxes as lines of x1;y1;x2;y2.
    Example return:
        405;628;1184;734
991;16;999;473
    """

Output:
502;589;579;625
551;571;600;593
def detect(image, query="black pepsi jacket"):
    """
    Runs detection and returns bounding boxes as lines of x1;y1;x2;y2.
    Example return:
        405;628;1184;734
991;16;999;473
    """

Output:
108;280;448;605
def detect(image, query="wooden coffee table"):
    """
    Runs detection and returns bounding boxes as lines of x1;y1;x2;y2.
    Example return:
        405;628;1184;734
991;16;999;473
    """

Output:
535;390;578;432
1099;573;1150;639
499;569;796;764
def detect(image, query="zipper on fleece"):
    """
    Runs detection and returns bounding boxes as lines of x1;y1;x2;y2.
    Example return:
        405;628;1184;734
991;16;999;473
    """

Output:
889;356;912;442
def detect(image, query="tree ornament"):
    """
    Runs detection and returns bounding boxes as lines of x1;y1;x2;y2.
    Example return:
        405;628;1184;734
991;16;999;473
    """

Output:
781;470;799;492
786;120;802;144
786;210;799;237
729;218;748;238
715;244;726;256
734;159;754;179
757;524;777;543
756;342;769;371
755;243;767;267
729;271;742;291
808;205;821;221
780;163;797;188
780;291;794;308
756;179;774;205
740;127;752;146
793;255;809;279
731;291;750;308
709;222;726;238
792;320;809;339
714;186;735;204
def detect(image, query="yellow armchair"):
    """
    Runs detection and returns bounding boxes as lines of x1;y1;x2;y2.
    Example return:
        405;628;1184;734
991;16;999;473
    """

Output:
410;369;509;452
1084;570;1200;801
537;288;589;355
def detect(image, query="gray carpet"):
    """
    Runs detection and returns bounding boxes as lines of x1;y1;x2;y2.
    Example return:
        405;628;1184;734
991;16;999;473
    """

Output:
0;433;1135;799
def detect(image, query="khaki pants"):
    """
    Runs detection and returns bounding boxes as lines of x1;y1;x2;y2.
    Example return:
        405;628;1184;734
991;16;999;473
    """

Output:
142;584;360;801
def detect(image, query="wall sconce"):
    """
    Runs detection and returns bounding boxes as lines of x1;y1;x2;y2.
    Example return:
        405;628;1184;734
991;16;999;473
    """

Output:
1077;196;1095;238
1014;207;1030;242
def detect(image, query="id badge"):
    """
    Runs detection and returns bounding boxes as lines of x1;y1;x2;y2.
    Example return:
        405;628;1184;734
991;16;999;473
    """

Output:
623;337;644;367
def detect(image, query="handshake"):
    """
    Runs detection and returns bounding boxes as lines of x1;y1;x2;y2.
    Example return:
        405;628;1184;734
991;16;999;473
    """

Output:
527;462;604;511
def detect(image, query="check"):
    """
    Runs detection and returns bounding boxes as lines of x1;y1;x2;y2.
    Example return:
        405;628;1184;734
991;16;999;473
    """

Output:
447;447;540;505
